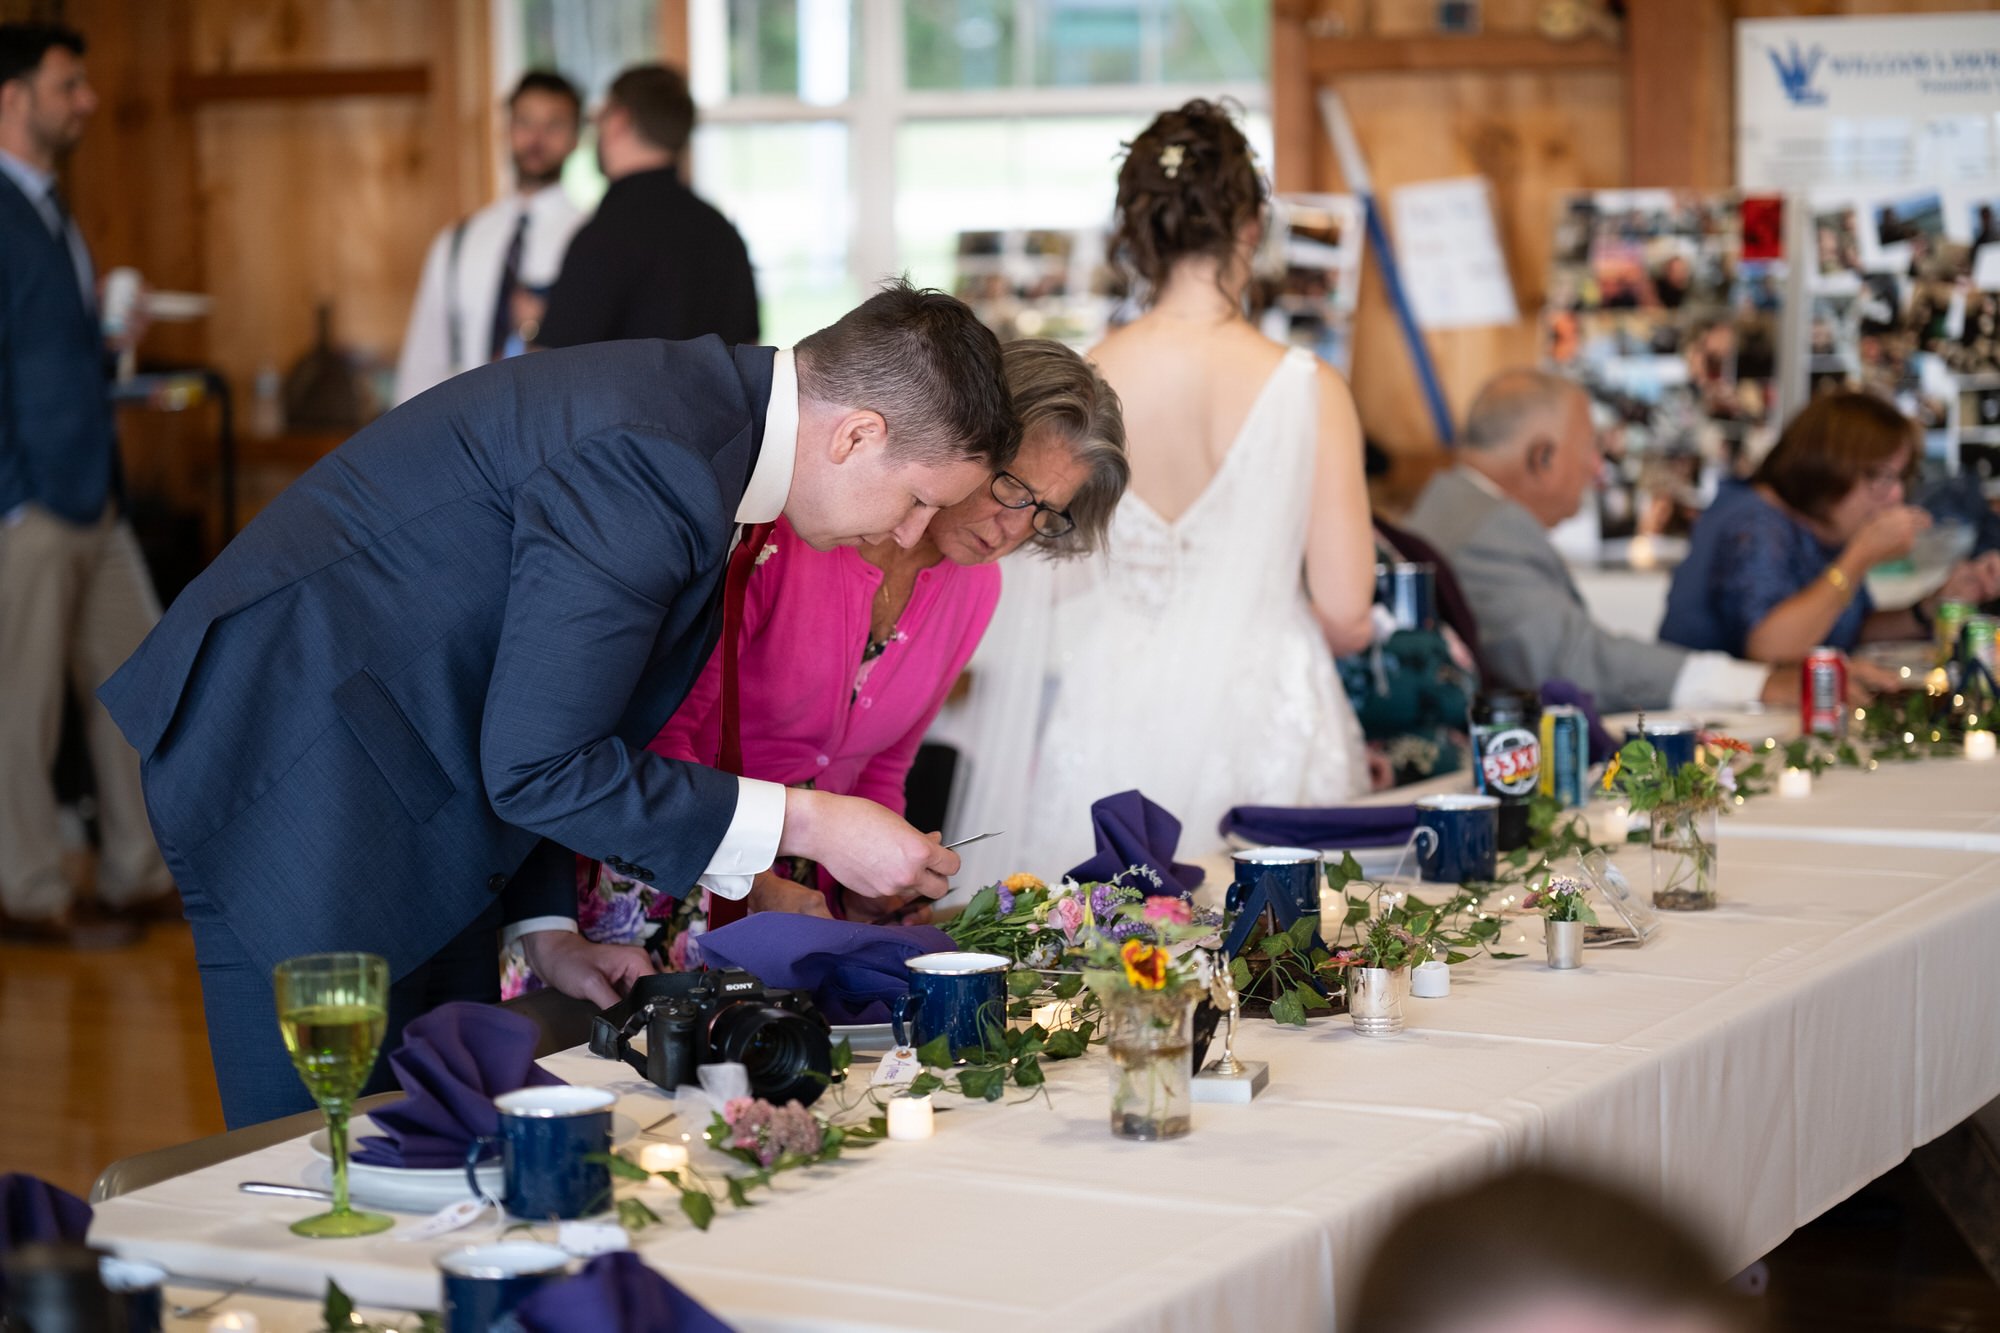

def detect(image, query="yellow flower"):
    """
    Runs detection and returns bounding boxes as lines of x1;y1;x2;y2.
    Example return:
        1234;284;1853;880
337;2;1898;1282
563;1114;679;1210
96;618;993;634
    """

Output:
1120;939;1168;990
1002;872;1046;892
1601;754;1621;789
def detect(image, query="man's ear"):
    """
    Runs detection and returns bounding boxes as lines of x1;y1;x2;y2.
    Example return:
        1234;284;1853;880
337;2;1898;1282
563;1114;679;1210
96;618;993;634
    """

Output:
827;409;888;464
1528;436;1556;475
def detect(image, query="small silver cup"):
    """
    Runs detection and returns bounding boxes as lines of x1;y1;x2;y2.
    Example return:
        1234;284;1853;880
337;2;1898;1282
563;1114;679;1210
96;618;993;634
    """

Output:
1345;967;1409;1036
1545;919;1583;970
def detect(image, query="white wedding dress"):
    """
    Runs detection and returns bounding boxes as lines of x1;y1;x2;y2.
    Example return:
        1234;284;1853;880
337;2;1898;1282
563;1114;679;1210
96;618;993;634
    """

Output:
1010;346;1369;875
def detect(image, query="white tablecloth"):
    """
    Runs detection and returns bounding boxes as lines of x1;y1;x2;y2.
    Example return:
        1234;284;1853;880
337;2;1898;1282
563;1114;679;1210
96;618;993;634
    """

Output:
87;767;2000;1332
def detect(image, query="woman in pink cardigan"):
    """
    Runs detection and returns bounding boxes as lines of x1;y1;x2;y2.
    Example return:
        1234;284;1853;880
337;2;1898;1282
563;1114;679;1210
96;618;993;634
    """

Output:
502;340;1126;993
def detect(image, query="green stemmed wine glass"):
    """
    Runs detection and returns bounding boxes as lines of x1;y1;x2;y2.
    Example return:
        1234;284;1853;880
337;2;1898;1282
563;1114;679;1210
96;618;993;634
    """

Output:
272;952;394;1238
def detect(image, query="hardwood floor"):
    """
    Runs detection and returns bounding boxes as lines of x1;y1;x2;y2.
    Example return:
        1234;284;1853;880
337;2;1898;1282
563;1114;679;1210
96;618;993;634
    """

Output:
0;919;223;1197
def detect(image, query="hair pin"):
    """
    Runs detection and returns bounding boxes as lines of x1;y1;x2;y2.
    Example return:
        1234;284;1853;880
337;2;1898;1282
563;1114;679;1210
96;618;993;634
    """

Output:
1158;144;1186;179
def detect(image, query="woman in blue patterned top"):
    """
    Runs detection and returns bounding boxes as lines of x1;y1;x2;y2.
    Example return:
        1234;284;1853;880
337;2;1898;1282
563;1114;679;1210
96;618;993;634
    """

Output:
1662;392;2000;665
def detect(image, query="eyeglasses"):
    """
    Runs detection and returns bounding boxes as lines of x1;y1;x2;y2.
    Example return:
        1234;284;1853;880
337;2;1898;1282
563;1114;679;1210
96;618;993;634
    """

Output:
991;471;1075;539
1864;463;1910;492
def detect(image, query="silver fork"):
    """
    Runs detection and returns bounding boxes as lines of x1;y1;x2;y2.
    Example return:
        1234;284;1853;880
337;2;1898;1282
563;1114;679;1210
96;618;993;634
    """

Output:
170;1277;256;1321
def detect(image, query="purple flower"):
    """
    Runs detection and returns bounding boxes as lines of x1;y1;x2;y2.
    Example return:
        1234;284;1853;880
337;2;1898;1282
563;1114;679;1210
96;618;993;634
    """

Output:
994;886;1017;917
1107;920;1150;942
770;1101;824;1159
1089;883;1118;919
581;887;649;946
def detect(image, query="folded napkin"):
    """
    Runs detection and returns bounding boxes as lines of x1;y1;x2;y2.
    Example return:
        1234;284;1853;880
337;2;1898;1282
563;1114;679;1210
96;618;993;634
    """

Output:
0;1175;92;1298
694;915;954;1025
511;1252;733;1333
1064;790;1205;896
1217;802;1418;852
1540;679;1618;764
352;1002;564;1169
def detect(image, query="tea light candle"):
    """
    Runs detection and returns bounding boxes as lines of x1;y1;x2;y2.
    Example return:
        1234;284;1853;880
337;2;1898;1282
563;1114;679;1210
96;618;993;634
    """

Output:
1776;766;1813;798
1967;730;1997;762
886;1094;935;1141
1030;1000;1074;1032
1588;802;1630;847
1411;960;1451;998
638;1142;689;1174
208;1315;262;1333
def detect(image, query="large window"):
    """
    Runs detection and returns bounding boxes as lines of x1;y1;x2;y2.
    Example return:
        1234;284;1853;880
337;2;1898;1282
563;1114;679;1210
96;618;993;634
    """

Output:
503;1;1269;342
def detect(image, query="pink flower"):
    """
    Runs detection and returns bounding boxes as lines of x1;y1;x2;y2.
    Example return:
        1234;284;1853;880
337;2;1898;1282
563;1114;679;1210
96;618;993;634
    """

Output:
1051;895;1086;942
1141;896;1192;926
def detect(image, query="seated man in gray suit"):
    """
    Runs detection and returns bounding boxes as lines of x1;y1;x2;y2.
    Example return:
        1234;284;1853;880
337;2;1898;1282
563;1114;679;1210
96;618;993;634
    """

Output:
1404;370;1781;715
102;280;1018;1125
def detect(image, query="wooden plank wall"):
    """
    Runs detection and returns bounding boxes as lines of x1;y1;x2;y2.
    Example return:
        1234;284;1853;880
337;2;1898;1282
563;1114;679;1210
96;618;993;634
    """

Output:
1278;0;1999;509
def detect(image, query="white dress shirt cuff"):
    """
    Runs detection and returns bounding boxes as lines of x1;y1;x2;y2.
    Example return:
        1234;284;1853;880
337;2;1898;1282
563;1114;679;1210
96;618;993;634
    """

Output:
1670;652;1772;710
502;916;579;949
696;777;786;902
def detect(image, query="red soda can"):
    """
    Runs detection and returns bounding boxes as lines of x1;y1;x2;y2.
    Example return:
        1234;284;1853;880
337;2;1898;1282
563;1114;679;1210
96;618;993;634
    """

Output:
1802;646;1847;737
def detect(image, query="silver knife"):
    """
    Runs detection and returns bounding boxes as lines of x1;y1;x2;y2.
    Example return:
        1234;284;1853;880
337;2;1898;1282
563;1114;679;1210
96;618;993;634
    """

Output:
943;830;1002;852
240;1181;333;1202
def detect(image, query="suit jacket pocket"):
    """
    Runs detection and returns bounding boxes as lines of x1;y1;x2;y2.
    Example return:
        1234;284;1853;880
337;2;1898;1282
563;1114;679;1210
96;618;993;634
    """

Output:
331;668;457;823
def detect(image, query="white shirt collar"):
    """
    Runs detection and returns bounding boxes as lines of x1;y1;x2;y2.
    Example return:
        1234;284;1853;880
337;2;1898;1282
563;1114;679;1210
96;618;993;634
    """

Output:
0;148;53;200
737;348;796;524
1458;462;1509;502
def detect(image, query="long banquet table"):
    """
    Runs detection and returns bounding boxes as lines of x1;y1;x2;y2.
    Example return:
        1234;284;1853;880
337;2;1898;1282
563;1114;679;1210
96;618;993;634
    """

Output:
87;755;2000;1331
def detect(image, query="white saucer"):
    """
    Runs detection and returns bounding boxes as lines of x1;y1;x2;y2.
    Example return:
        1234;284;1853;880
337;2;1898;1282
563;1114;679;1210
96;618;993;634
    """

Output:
308;1111;638;1213
830;1022;897;1052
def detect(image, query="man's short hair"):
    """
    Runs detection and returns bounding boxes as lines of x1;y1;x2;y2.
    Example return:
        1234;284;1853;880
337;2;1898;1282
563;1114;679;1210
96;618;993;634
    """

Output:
1461;369;1582;451
794;278;1020;472
0;22;85;90
507;69;581;119
605;64;695;156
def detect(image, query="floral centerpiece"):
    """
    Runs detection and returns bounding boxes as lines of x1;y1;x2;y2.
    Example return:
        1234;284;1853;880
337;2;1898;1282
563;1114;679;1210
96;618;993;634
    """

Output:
1527;873;1594;969
1604;729;1749;911
1321;916;1431;1036
1069;895;1216;1141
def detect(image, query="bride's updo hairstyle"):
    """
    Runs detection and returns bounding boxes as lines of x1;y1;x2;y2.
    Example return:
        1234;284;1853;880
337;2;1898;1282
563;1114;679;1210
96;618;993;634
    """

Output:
1110;99;1266;298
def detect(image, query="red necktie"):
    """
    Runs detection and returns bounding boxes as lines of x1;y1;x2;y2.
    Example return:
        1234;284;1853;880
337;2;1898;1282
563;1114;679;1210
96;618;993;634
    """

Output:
705;521;774;931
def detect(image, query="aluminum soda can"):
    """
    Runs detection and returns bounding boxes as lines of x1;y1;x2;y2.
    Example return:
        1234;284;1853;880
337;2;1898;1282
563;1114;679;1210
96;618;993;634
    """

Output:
1802;647;1847;737
1968;616;1998;674
1935;600;1973;658
1539;704;1588;808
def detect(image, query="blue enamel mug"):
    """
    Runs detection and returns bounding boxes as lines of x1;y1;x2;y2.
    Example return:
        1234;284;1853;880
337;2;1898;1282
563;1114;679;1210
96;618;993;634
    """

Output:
1627;718;1699;772
1413;794;1499;883
892;952;1010;1056
1227;846;1323;923
437;1241;571;1333
464;1086;616;1221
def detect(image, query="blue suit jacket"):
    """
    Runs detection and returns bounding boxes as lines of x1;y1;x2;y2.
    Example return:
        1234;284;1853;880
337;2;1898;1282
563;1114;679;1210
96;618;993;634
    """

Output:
0;170;119;523
99;338;774;977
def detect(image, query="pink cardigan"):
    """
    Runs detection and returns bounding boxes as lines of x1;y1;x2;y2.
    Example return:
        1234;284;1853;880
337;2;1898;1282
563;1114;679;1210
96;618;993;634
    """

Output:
650;517;1000;814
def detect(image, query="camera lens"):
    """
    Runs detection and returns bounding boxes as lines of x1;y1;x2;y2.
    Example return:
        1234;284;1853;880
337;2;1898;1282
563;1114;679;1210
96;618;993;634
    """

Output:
708;1003;831;1107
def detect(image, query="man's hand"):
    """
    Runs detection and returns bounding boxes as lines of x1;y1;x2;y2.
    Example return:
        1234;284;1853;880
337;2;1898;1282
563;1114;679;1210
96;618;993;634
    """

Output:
1934;551;2000;608
779;789;957;901
841;886;935;927
1758;668;1799;708
520;931;656;1009
745;870;833;919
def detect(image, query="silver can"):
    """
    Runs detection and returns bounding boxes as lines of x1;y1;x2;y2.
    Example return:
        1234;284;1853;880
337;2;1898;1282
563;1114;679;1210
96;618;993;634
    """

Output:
1544;919;1583;970
1345;967;1409;1036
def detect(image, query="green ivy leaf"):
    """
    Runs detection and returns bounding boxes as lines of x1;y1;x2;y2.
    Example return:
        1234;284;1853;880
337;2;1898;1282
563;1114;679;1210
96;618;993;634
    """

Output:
1270;990;1308;1026
680;1188;717;1231
590;1150;655;1183
725;1176;755;1209
1444;950;1470;964
617;1196;663;1232
958;1066;1007;1101
906;1071;947;1098
831;1036;853;1075
1297;984;1331;1011
1260;933;1292;958
1044;1028;1088;1059
915;1034;953;1068
1286;913;1321;949
1228;956;1252;991
1054;972;1085;999
1344;902;1371;926
1006;969;1040;998
1013;1055;1046;1087
324;1279;357;1330
1490;951;1525;960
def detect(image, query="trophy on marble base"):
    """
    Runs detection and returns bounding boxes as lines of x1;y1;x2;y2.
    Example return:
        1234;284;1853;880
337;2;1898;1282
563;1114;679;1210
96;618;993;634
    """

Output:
1192;953;1268;1103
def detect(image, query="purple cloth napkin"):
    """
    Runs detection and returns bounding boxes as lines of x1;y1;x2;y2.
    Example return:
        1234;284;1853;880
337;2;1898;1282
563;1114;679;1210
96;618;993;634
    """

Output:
694;915;954;1025
511;1252;733;1333
351;1002;564;1169
1540;679;1618;764
1217;803;1418;851
0;1175;92;1297
1064;790;1206;896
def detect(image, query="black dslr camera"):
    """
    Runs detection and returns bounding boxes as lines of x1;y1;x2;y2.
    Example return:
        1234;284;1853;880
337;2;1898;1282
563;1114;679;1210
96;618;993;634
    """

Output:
590;969;832;1107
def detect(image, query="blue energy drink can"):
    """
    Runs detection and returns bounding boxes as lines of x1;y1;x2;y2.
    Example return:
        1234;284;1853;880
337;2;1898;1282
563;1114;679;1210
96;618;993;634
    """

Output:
1539;704;1588;808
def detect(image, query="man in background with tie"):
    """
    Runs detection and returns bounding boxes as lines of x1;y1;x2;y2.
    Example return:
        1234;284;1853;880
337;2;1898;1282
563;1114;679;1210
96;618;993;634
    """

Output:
0;22;175;946
392;70;588;405
536;63;760;350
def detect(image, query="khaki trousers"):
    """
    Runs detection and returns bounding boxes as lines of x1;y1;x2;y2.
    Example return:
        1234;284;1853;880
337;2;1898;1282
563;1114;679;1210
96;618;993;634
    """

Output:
0;503;169;918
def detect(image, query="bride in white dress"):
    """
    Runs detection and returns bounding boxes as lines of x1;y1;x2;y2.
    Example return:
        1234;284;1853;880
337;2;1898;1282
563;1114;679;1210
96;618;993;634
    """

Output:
999;100;1376;877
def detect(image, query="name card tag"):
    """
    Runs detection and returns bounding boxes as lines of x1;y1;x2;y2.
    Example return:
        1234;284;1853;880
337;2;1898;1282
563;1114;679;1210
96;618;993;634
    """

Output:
871;1047;923;1086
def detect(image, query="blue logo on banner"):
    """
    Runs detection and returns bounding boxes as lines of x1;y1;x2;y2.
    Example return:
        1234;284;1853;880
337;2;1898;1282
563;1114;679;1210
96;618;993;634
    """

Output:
1767;41;1827;106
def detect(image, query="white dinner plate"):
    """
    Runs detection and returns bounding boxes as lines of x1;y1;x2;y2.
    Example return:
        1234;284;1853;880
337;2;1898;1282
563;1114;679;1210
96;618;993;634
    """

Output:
307;1111;639;1213
831;1022;897;1052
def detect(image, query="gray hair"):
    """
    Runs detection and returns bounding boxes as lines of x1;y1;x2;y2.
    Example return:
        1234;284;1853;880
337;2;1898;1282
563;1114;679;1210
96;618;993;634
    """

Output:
1461;369;1585;452
794;277;1020;470
1001;339;1128;559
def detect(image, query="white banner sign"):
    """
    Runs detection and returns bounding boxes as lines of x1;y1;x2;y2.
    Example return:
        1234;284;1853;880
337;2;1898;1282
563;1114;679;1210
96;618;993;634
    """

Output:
1738;13;2000;190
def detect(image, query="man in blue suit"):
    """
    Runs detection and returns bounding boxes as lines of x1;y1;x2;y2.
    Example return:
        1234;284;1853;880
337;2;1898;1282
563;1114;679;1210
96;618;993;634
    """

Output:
100;281;1019;1125
0;22;175;947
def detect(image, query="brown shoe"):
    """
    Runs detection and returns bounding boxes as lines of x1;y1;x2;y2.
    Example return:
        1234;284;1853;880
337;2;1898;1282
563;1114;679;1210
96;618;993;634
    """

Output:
0;905;142;950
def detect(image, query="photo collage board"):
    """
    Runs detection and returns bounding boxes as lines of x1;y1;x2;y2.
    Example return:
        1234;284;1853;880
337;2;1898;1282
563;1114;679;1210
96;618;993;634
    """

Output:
1541;190;1785;539
952;194;1366;373
1807;183;2000;482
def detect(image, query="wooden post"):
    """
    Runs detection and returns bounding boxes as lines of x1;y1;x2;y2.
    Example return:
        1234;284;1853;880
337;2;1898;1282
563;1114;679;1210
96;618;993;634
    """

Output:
1625;0;1734;190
